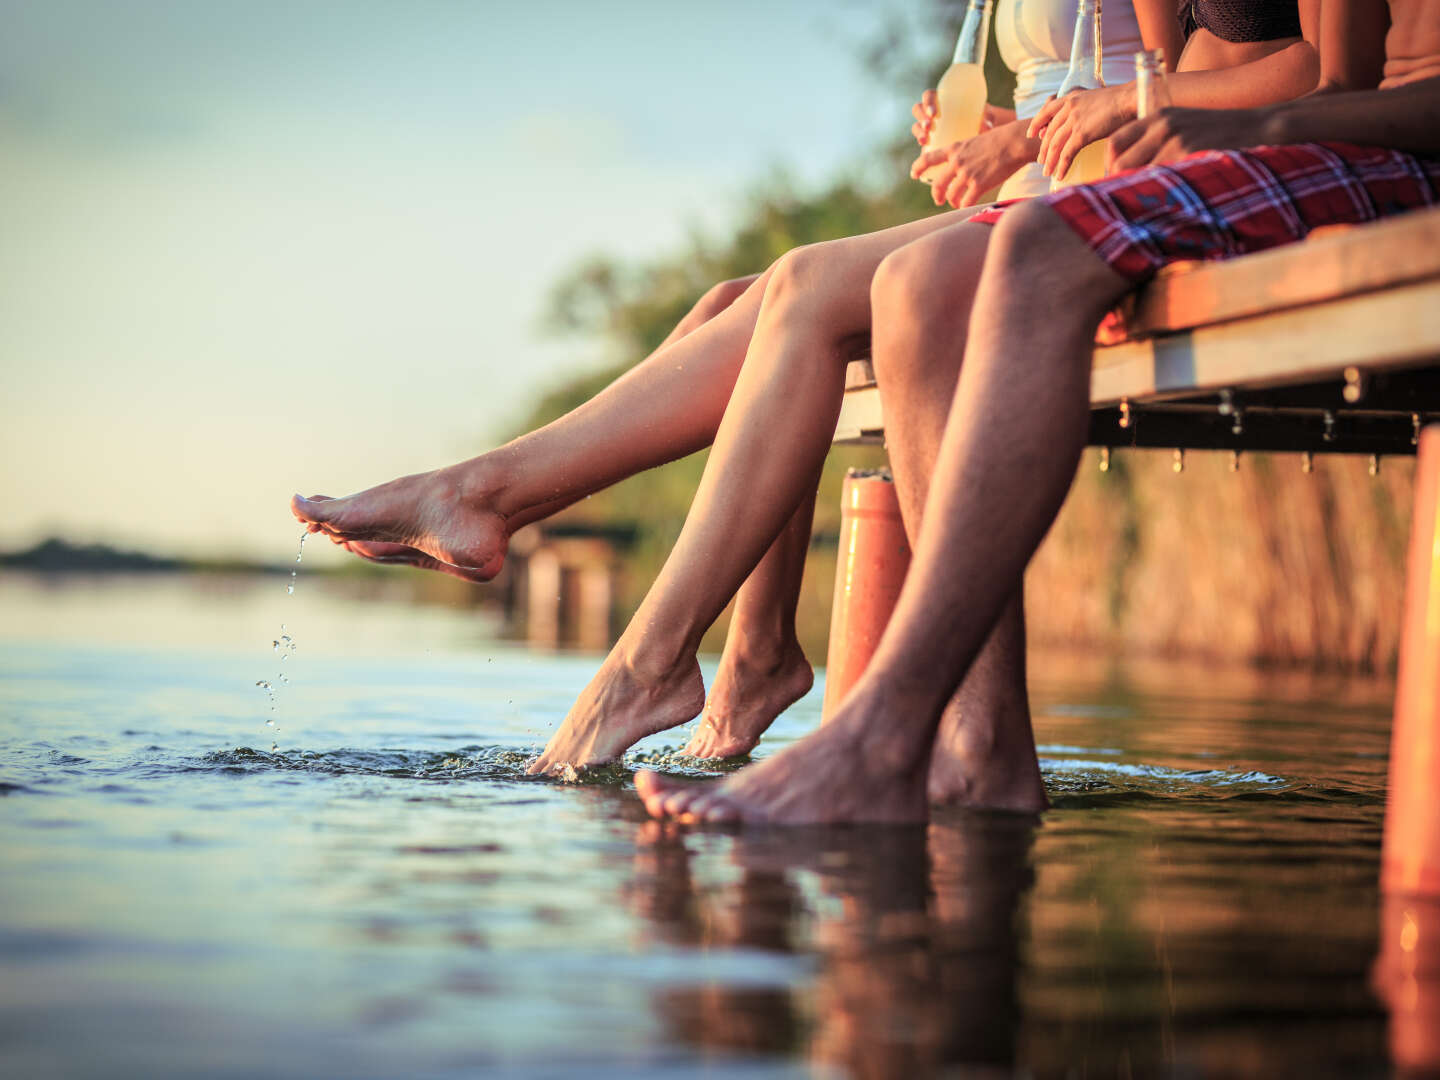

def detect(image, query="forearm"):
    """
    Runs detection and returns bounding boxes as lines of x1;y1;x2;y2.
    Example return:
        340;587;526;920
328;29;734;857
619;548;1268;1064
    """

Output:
1263;76;1440;155
1168;40;1319;109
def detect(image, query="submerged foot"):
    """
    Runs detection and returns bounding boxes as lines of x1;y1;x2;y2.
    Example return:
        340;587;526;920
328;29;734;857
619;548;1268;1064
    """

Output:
683;642;813;759
636;716;930;827
290;470;508;578
925;700;1048;813
528;652;707;778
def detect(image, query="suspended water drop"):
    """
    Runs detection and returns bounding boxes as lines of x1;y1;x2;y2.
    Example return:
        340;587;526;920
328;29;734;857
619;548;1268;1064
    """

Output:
271;743;278;753
265;718;275;727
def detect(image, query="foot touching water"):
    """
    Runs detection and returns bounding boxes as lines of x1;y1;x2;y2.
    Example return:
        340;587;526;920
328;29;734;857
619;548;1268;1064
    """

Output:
528;651;707;778
683;642;813;759
290;469;509;577
637;717;932;826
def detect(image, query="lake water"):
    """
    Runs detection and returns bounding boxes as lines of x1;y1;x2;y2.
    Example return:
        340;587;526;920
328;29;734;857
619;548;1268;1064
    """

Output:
0;570;1413;1077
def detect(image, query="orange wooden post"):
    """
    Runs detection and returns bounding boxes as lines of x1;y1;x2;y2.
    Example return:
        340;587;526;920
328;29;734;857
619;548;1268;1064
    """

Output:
822;470;912;720
1382;424;1440;897
1375;425;1440;1074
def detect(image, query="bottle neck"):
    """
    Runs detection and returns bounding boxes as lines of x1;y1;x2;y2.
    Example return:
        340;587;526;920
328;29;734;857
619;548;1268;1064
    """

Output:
1135;48;1171;118
952;0;992;66
1058;0;1103;95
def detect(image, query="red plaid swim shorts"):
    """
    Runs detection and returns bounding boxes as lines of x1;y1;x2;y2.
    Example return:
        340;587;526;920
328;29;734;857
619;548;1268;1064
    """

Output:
967;142;1440;281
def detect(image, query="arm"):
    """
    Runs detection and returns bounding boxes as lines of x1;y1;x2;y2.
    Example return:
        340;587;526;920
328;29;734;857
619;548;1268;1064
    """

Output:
1109;75;1440;169
1031;0;1321;179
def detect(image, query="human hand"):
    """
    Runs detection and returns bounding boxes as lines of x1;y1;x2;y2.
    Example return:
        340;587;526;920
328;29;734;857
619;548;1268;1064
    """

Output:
911;89;939;146
910;121;1030;208
1027;84;1135;178
1108;106;1274;172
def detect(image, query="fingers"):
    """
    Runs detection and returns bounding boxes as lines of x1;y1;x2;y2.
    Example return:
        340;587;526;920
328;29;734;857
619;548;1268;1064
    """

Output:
939;166;977;209
911;93;937;145
921;88;937;114
1053;128;1087;183
1039;116;1070;177
1110;117;1167;172
909;147;946;181
927;160;960;204
1026;95;1059;139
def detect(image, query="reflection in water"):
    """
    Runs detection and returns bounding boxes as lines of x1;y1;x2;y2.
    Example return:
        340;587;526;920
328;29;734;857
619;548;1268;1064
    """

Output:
628;814;1036;1077
0;573;1414;1076
1374;895;1440;1075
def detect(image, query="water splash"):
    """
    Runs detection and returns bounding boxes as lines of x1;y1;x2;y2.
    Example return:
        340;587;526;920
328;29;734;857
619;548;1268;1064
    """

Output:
256;531;306;740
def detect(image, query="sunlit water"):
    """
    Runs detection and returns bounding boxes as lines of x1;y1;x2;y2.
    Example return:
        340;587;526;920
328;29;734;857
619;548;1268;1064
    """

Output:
0;571;1404;1077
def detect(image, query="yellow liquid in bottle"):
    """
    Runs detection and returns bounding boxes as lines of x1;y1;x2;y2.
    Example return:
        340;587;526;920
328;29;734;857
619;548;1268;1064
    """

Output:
1050;139;1109;190
920;61;988;184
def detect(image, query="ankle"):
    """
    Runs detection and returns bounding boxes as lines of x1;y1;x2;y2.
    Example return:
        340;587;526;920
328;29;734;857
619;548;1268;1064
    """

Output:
446;455;516;520
722;628;806;677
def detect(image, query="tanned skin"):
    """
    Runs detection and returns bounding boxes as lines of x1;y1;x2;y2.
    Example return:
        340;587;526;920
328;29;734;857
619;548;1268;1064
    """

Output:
638;1;1440;825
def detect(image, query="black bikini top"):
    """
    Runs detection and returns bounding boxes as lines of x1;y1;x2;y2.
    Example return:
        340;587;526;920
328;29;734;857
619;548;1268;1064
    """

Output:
1184;0;1303;44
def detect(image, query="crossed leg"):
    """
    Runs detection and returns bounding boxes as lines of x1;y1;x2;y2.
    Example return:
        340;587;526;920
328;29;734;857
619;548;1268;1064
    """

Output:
636;201;1133;823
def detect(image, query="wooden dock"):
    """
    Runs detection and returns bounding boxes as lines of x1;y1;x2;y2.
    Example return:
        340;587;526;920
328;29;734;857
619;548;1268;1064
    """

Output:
836;207;1440;457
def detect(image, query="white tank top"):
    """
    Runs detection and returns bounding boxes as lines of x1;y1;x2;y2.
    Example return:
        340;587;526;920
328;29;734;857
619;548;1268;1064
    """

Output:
993;0;1144;198
996;0;1145;119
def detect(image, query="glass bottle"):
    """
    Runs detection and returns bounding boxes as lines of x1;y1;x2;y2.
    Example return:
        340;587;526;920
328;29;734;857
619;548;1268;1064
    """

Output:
919;0;993;184
1135;47;1171;118
1049;0;1108;190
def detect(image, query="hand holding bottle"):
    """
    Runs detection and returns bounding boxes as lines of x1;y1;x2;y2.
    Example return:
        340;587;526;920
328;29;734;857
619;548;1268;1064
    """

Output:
910;120;1036;208
914;94;1012;147
1027;84;1136;178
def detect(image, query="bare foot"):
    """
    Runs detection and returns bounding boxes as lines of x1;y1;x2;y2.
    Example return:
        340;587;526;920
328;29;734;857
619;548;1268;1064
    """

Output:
683;642;813;759
636;717;930;826
926;701;1048;813
290;469;508;577
528;652;707;777
338;540;495;584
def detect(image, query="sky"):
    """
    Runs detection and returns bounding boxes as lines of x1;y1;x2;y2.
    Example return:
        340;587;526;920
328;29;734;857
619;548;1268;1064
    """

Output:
1;0;927;565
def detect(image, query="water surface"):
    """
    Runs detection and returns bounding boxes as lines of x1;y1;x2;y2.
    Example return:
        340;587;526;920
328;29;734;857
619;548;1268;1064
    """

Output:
0;572;1404;1077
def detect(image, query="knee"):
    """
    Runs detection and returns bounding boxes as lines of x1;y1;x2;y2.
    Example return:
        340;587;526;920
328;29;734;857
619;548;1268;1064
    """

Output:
986;199;1120;310
762;241;842;316
690;274;760;324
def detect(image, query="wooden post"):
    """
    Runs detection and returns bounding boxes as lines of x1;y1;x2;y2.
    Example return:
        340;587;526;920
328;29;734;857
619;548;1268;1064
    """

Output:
822;470;911;720
1382;424;1440;897
525;547;562;648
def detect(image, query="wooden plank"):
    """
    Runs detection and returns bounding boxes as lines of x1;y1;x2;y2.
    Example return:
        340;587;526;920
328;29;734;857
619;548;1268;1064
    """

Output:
1091;277;1440;405
1120;207;1440;337
834;276;1440;445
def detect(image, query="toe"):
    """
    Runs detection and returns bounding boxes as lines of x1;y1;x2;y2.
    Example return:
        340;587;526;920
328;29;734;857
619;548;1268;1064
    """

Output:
701;798;742;825
291;494;328;523
636;771;690;818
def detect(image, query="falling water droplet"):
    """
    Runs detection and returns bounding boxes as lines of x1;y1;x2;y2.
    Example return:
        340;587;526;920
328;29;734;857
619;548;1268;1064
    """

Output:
265;718;275;727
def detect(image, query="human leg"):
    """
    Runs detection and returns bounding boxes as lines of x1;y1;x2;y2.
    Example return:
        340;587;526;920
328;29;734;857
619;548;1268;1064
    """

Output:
636;201;1133;822
291;273;770;575
529;211;971;775
685;484;818;758
868;227;1044;810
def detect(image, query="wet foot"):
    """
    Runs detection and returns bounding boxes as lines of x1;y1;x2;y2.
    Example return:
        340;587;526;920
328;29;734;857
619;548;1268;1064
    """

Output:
925;700;1048;812
528;652;707;778
636;716;930;827
290;471;508;577
338;540;496;584
683;642;813;759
